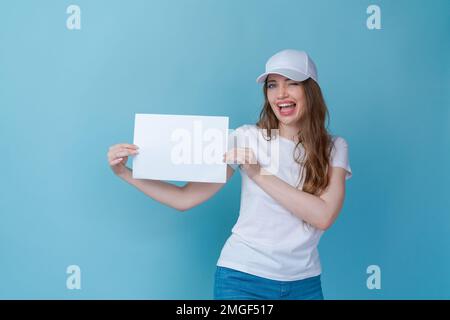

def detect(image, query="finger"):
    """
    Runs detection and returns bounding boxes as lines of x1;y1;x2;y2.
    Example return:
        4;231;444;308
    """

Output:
239;148;256;164
120;143;139;149
243;152;252;164
108;148;137;161
244;155;257;164
225;148;242;158
223;155;233;164
223;150;238;161
113;150;132;159
109;146;136;158
115;149;139;158
235;152;250;165
112;145;139;153
111;144;139;151
224;154;243;165
119;146;140;155
110;158;123;166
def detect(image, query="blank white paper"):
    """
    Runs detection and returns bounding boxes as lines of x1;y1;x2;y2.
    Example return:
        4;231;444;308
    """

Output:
132;113;229;183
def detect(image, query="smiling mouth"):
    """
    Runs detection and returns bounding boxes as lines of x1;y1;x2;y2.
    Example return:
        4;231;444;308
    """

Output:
278;103;296;109
277;103;296;115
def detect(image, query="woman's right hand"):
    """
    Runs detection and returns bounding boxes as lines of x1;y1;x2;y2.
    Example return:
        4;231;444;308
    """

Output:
107;143;139;176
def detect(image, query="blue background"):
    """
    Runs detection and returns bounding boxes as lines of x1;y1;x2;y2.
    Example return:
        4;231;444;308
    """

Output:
0;0;449;299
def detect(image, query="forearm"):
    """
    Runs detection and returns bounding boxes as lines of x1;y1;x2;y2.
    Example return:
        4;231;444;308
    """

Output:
118;167;187;211
251;169;329;229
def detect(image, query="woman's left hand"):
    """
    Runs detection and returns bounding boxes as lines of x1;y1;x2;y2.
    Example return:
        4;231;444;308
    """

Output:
223;148;261;179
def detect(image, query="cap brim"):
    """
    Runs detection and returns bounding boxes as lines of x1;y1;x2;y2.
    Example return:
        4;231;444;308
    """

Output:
256;68;310;83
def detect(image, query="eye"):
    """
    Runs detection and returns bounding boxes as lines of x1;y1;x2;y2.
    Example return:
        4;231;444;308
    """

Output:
289;82;299;86
267;83;276;89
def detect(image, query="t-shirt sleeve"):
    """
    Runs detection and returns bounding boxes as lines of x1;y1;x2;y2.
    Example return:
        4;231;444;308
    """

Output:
330;136;352;180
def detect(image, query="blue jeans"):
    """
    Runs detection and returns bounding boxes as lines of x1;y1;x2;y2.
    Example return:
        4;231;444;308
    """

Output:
214;266;324;300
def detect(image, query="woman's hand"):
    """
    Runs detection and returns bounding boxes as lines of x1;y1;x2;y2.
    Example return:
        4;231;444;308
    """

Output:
223;147;261;179
107;143;139;176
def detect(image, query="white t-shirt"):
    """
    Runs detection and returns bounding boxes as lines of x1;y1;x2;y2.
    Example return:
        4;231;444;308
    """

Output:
217;124;352;281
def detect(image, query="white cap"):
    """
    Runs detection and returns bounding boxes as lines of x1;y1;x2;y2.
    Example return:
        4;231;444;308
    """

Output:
256;49;318;84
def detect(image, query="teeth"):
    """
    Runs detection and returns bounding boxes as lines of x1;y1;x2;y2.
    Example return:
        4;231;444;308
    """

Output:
278;103;295;108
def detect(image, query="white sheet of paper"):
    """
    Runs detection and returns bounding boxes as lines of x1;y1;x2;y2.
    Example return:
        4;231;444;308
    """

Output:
132;114;229;183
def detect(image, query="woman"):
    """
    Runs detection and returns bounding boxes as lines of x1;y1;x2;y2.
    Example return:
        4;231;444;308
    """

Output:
107;49;352;300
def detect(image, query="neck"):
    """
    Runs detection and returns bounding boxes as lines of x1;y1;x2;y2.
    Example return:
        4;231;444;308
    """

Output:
278;123;300;143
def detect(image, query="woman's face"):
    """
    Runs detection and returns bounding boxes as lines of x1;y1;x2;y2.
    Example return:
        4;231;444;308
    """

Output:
266;74;306;126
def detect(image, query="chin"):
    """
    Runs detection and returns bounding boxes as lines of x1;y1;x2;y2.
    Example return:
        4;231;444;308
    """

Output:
278;115;300;124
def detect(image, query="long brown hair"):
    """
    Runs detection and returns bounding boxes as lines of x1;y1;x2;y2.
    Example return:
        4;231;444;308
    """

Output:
256;78;333;196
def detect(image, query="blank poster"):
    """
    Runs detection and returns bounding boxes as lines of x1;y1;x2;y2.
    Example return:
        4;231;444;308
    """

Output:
132;113;229;183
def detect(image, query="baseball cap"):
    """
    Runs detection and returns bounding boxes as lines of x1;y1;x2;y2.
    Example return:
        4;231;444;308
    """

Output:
256;49;318;84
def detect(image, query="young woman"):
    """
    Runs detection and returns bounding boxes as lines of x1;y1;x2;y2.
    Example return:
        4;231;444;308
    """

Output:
107;49;352;300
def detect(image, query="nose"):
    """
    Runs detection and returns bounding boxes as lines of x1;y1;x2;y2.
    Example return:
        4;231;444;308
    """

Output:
277;83;289;99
